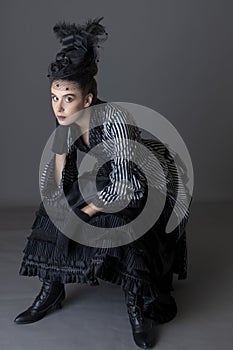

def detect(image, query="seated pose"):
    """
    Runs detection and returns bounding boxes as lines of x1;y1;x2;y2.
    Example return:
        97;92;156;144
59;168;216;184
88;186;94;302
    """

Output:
14;17;192;349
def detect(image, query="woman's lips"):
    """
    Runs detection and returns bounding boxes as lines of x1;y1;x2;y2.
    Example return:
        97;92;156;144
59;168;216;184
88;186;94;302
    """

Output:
57;115;66;121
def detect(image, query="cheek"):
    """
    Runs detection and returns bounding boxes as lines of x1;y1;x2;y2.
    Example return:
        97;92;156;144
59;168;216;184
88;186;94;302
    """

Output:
69;101;84;113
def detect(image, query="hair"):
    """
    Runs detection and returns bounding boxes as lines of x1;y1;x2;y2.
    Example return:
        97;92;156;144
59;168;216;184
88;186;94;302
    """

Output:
48;17;108;106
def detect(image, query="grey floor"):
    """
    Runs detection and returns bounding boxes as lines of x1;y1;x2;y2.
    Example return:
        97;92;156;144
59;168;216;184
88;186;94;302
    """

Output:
0;201;232;350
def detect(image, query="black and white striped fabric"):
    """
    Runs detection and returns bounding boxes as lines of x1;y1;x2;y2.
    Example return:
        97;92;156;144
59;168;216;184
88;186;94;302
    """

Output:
40;102;192;240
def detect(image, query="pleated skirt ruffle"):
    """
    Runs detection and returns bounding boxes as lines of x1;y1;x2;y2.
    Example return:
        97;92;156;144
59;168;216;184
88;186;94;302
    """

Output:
18;202;185;324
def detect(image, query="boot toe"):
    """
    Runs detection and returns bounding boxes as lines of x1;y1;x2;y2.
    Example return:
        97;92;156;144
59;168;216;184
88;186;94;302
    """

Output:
14;307;44;324
132;319;157;349
134;331;156;349
14;309;34;324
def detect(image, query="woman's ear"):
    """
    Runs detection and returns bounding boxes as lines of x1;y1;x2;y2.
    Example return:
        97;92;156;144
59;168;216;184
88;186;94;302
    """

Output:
84;93;93;108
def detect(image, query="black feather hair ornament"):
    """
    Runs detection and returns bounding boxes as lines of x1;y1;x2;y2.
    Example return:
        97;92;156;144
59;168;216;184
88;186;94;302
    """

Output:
47;16;108;80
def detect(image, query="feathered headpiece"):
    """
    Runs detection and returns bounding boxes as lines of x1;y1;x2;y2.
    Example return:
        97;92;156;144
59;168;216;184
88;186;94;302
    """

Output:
47;16;108;80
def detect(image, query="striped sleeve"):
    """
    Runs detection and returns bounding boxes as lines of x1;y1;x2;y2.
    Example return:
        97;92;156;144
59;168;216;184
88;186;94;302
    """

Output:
91;110;145;210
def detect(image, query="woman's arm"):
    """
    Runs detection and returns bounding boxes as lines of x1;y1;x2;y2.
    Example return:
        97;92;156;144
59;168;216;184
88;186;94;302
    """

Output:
50;152;103;217
90;106;146;212
40;147;78;202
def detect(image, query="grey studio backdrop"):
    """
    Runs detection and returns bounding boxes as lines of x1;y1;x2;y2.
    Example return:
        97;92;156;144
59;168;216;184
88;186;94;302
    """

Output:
0;0;232;207
0;2;233;350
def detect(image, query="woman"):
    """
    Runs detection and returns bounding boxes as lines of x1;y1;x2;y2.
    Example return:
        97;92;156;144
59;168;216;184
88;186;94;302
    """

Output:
14;17;192;349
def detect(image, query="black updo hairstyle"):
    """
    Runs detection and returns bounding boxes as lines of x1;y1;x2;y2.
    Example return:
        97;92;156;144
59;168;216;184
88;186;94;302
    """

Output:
47;16;108;105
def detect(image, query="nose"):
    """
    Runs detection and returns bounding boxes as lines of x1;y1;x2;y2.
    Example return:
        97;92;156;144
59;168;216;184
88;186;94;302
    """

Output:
57;100;64;113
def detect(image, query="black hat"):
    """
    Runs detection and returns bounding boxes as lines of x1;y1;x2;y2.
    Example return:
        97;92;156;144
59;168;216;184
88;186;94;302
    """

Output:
47;17;108;81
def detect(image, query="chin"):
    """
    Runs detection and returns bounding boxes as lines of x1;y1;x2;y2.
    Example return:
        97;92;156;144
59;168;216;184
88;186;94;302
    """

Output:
57;118;71;125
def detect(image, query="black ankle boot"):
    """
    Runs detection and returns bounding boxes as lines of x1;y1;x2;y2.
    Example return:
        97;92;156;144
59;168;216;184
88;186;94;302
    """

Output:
124;290;157;349
14;279;65;324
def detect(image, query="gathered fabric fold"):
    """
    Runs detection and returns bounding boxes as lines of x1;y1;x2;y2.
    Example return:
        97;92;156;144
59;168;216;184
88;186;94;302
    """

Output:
18;101;191;324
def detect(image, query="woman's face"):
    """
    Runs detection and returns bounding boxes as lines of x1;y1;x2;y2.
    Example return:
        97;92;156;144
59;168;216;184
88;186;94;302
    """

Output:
51;80;92;126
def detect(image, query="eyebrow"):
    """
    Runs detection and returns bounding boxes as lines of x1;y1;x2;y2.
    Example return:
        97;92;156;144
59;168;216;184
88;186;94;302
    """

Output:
51;93;76;97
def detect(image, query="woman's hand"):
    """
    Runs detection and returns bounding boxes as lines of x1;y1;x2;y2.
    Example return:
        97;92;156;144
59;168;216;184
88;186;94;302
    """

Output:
81;203;103;217
78;209;92;222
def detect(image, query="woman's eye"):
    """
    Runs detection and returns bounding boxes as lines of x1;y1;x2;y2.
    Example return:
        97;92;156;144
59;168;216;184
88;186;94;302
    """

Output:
51;95;74;102
65;96;73;103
